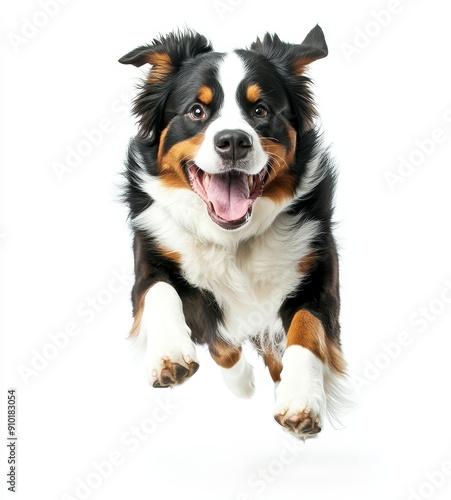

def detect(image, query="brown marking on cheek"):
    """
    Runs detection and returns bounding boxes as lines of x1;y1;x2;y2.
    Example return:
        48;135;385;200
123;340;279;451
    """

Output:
159;172;190;190
197;86;214;105
264;352;282;383
287;310;346;374
261;127;297;203
246;84;262;103
298;252;317;274
262;171;297;204
147;53;173;83
209;343;242;369
157;128;203;190
262;126;297;167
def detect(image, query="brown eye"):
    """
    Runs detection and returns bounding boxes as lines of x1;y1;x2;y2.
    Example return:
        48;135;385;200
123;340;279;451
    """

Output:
253;106;268;119
190;104;206;120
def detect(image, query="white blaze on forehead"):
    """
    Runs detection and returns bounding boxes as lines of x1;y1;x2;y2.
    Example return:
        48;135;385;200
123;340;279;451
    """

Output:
194;52;268;175
217;51;248;121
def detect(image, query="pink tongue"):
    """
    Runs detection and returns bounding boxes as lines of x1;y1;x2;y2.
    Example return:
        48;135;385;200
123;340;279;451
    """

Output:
207;173;251;221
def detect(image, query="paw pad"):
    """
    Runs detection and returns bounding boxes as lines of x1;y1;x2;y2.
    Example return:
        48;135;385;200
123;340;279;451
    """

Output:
152;358;199;388
274;409;321;436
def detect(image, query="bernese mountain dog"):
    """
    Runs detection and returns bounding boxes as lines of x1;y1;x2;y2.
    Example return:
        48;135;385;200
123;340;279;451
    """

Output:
119;25;347;438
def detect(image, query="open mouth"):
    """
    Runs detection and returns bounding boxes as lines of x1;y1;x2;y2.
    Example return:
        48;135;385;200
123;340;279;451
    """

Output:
187;161;267;230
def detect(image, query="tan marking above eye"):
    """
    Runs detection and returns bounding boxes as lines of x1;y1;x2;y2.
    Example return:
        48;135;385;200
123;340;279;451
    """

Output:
246;84;262;103
197;86;214;105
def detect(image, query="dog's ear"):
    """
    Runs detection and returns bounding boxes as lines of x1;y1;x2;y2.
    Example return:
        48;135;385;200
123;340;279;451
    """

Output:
250;25;328;134
119;30;213;139
250;25;328;75
119;30;213;82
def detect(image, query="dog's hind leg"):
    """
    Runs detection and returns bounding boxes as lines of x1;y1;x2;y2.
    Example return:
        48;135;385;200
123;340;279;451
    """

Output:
210;343;255;399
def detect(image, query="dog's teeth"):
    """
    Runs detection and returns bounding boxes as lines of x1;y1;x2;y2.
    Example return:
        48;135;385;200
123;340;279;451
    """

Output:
248;175;254;190
204;174;211;190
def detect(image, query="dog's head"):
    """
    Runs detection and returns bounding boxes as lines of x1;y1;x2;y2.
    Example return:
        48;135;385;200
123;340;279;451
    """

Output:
120;26;327;230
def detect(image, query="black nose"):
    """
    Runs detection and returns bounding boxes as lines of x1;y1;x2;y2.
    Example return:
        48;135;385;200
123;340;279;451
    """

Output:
214;129;253;162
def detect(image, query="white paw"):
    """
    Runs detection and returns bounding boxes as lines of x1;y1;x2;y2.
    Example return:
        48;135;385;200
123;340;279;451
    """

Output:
274;345;326;436
220;356;255;399
141;282;199;388
146;342;199;388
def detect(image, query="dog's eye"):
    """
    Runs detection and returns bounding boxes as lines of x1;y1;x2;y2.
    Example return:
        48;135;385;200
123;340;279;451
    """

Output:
253;106;268;119
189;105;206;120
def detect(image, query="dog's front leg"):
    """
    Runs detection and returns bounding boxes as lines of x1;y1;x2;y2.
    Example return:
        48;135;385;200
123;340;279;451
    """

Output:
274;310;345;437
209;343;255;399
138;281;199;388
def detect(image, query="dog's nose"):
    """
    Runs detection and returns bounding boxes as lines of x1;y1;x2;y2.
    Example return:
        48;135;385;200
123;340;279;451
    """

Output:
214;129;253;162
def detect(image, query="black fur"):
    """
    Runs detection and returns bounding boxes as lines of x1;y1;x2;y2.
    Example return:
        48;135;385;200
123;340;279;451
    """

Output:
120;26;341;355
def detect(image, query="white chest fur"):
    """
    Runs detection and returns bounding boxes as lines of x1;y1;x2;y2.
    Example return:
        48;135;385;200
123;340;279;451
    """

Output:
134;176;320;345
180;216;319;344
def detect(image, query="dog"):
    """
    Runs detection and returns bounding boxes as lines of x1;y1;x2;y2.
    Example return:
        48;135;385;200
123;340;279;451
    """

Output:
119;25;347;438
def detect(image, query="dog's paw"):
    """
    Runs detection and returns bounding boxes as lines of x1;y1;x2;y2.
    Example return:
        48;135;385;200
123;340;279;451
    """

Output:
273;345;326;438
151;356;199;388
274;402;323;436
147;343;199;388
139;282;200;388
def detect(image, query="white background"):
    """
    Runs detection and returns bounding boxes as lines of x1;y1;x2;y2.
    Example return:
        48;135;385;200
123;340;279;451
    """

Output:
2;1;451;499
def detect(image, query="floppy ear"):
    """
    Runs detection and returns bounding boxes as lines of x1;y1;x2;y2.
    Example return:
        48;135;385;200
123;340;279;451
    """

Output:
119;30;213;82
119;30;213;139
250;24;328;75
